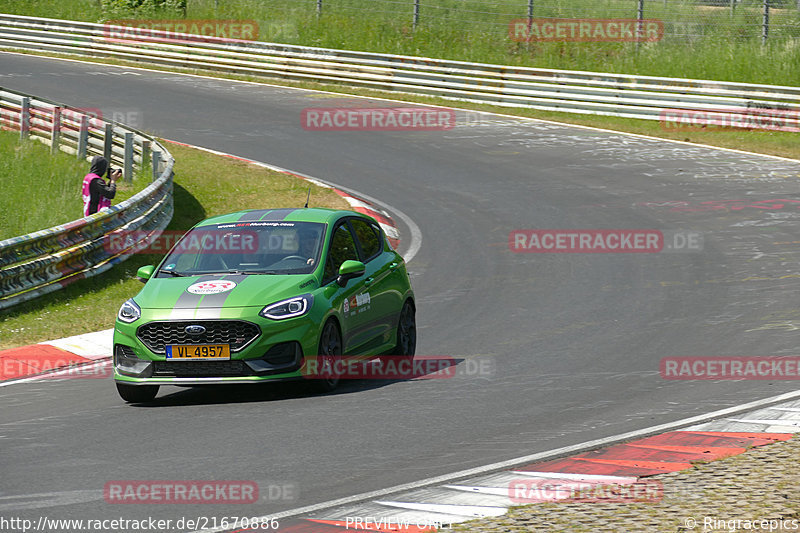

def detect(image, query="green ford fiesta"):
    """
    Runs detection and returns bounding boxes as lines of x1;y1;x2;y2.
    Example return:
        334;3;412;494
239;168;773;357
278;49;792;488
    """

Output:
113;208;416;403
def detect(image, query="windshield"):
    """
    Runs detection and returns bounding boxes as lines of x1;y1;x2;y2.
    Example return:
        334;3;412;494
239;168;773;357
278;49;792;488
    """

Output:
157;221;325;277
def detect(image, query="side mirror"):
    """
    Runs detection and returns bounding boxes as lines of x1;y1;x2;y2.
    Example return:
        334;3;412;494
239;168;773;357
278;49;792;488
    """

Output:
136;265;155;283
337;260;365;287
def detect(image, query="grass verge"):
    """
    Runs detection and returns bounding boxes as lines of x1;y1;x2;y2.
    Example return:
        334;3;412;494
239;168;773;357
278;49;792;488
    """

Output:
0;0;799;85
0;129;148;240
0;140;349;350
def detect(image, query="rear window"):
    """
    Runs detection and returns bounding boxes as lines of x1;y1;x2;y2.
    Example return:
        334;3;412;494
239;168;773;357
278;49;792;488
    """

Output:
350;218;381;261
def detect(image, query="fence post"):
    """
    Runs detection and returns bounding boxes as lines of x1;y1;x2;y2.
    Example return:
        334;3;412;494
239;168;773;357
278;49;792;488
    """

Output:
124;132;134;183
413;0;420;28
152;149;161;181
317;0;322;16
636;0;644;47
762;0;770;44
103;123;114;160
636;0;645;46
141;139;151;181
528;0;534;22
77;115;89;160
20;97;30;140
50;106;61;154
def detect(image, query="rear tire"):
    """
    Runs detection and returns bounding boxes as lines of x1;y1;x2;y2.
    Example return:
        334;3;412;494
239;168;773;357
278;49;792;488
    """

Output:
312;319;343;393
116;382;159;403
393;300;416;356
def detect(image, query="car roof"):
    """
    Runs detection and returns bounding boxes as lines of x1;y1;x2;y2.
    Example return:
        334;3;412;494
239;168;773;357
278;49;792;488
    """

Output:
193;208;370;228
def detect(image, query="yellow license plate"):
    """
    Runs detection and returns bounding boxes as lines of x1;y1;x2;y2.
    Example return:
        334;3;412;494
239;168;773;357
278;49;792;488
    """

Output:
166;344;230;360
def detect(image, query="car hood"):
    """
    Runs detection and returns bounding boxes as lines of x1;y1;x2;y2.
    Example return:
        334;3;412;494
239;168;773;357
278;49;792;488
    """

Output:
134;274;317;309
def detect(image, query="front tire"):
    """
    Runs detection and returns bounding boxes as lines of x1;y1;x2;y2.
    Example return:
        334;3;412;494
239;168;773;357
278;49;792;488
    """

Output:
116;382;159;403
312;319;343;393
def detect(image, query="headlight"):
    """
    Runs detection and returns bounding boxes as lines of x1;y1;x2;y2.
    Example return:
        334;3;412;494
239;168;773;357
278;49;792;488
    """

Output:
259;294;313;320
118;299;141;323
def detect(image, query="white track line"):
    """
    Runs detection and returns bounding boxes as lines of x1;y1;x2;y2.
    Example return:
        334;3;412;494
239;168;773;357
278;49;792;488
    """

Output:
192;387;800;532
727;418;800;426
1;49;797;164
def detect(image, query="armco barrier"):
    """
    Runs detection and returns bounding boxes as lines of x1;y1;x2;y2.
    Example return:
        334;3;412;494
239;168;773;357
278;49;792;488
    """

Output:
0;87;173;310
0;13;799;124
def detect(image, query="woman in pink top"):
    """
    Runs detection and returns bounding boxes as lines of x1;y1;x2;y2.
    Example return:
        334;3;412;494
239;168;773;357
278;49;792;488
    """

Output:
82;156;121;216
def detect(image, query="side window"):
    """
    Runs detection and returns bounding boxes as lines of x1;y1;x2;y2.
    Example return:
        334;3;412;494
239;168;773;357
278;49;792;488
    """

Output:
350;219;381;261
323;224;359;283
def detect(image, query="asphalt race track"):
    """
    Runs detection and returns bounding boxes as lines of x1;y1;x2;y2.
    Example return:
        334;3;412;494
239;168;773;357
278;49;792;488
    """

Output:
3;52;800;528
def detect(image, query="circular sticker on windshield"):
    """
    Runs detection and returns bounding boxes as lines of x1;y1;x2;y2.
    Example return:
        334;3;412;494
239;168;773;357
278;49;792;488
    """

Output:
186;280;237;295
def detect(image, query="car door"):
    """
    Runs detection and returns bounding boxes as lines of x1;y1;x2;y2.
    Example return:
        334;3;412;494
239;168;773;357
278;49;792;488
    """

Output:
345;218;394;352
321;221;370;354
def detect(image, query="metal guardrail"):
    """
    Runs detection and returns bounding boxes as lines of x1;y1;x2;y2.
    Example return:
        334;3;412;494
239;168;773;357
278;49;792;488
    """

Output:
0;13;799;125
0;86;174;310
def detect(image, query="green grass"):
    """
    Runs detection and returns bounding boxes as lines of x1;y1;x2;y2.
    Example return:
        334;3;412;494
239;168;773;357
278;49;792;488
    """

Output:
0;130;148;240
1;0;799;85
0;140;350;350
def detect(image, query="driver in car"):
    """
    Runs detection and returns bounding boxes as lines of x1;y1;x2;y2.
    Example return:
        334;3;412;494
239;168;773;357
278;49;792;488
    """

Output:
297;229;318;266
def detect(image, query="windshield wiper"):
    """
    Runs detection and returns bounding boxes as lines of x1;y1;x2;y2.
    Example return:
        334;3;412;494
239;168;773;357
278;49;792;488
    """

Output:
158;269;189;277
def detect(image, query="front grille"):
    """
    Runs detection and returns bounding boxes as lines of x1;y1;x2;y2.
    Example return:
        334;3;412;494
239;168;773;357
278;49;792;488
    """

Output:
153;360;252;377
137;320;260;354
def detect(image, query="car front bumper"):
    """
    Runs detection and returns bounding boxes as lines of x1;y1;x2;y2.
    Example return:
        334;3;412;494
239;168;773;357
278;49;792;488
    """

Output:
113;306;319;385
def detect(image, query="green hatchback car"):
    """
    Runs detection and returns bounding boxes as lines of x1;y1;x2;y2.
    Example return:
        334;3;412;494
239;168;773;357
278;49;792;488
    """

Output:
113;208;415;403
